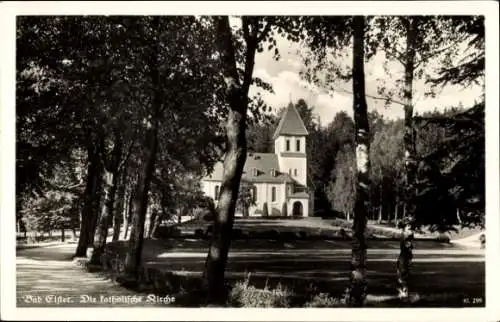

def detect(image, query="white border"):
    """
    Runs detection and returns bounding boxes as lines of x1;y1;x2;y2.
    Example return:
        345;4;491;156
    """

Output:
1;1;499;321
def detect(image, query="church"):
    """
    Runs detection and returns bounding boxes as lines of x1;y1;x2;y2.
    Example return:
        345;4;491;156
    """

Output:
201;103;313;217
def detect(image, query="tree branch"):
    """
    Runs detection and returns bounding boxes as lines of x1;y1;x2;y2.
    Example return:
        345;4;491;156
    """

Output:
333;86;405;106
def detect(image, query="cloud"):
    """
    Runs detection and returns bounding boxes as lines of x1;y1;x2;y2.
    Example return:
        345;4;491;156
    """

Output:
250;34;483;127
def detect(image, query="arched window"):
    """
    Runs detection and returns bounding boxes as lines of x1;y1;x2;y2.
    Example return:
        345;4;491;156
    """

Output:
271;187;277;202
215;185;220;200
286;140;290;151
296;139;301;152
294;169;298;176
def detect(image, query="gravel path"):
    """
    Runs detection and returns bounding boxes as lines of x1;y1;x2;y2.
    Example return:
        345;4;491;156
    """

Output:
16;245;171;307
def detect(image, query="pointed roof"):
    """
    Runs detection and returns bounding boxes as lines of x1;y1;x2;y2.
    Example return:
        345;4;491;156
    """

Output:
273;102;309;139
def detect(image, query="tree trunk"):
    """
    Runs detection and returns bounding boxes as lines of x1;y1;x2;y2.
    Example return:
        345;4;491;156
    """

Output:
124;19;161;279
90;169;118;264
87;155;104;247
113;168;127;241
397;17;418;301
123;188;134;240
378;187;383;223
394;197;399;224
124;125;158;278
345;15;370;307
74;145;102;257
148;210;158;239
90;135;123;265
204;16;255;305
456;208;462;225
71;227;77;240
61;228;65;242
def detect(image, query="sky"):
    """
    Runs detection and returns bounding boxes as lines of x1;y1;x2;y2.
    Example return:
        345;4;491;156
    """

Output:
246;32;484;127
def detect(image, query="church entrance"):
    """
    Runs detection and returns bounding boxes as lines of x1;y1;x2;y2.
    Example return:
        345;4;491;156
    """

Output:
292;201;303;217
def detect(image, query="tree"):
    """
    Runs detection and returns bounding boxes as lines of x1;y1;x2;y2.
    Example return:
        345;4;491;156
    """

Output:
369;15;483;299
328;145;356;220
343;16;371;306
203;16;276;304
236;182;257;217
123;16;223;279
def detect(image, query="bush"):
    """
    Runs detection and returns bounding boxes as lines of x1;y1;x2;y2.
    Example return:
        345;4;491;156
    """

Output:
436;232;451;243
153;226;181;239
229;277;291;308
194;228;205;239
304;292;341;307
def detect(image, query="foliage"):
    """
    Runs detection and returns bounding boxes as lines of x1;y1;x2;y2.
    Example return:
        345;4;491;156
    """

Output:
229;276;292;308
236;182;257;216
327;145;356;217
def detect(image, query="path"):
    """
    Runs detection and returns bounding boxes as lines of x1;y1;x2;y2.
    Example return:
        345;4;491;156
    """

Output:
16;245;168;307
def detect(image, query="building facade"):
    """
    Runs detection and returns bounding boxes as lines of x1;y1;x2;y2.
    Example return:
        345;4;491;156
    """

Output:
201;103;313;217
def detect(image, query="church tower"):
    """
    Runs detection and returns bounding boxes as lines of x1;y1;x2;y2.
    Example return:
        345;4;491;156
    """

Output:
273;102;309;187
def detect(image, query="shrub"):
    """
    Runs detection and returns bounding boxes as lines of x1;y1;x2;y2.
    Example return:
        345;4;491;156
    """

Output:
205;225;213;237
304;292;341;307
153;226;181;239
229;277;291;308
436;232;451;243
194;228;205;239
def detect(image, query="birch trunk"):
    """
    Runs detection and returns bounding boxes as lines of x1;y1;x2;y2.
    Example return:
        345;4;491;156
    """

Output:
397;17;417;300
203;16;256;305
345;15;370;307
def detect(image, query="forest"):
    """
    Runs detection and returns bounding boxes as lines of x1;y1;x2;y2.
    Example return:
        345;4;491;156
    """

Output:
16;15;484;307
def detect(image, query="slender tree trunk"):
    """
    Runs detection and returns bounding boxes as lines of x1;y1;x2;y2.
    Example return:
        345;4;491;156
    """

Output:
397;17;418;301
61;228;65;242
456;208;462;225
74;145;102;257
148;210;158;239
71;227;77;240
113;168;127;241
90;135;123;265
123;188;134;240
378;187;383;223
345;15;370;307
88;161;104;246
124;126;158;278
204;16;256;305
124;19;161;279
394;196;399;224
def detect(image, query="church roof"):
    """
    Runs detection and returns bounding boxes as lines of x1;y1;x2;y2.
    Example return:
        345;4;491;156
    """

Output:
204;152;295;183
272;103;309;139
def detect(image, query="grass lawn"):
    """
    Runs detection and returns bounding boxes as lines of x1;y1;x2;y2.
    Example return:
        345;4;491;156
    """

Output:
101;237;484;307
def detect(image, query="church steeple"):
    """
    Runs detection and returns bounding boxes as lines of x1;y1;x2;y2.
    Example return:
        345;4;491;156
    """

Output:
272;101;309;140
273;100;308;187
